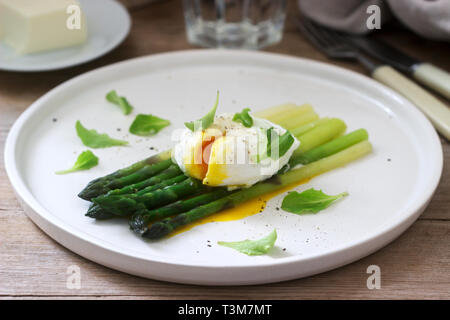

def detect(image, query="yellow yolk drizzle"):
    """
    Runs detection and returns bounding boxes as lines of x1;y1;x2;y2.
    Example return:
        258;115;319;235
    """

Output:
183;131;217;181
169;177;312;237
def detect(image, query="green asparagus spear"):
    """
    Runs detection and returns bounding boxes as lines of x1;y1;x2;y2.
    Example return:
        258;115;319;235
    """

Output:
78;150;172;200
93;177;210;217
143;140;372;239
135;174;187;196
108;165;182;196
85;174;188;219
129;188;231;235
79;157;173;200
290;117;331;137
290;129;369;166
294;118;346;154
85;203;114;220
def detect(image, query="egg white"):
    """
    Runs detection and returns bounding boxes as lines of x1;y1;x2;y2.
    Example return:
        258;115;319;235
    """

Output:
172;113;299;188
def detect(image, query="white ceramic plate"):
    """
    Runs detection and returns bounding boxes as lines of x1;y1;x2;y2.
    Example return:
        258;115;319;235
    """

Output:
5;50;443;285
0;0;130;72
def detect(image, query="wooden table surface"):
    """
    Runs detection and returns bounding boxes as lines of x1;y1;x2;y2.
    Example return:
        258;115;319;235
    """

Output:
1;0;449;299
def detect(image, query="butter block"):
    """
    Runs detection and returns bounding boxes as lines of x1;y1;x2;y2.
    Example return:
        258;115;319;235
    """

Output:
0;0;87;54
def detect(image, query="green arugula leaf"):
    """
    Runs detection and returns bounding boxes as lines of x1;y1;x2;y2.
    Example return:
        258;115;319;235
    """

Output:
281;188;348;214
129;114;171;136
106;90;133;115
232;108;253;127
266;128;295;159
76;121;128;148
55;150;99;174
185;91;219;131
218;229;277;256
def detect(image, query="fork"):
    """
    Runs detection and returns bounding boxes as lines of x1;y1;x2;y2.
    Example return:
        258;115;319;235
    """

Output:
298;17;450;140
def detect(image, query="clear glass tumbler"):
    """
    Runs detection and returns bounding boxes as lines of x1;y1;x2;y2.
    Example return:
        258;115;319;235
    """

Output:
182;0;287;49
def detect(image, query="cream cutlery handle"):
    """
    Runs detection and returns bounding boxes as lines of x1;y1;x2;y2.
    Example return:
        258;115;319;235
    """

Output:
414;63;450;100
372;65;450;140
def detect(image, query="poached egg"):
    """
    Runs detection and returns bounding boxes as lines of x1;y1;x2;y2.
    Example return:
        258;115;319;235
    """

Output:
172;113;299;188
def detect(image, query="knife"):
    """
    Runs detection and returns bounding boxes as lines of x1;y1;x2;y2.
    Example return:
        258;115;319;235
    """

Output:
349;36;450;101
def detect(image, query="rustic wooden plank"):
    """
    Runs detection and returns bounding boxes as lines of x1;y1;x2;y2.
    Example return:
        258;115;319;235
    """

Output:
0;215;448;299
0;0;449;299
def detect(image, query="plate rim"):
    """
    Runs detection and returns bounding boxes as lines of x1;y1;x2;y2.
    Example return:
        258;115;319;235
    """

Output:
4;49;443;284
0;0;131;72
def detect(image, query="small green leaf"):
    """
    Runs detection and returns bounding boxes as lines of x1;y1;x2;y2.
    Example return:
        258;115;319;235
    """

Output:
278;132;295;157
129;114;171;136
185;91;219;131
218;229;277;256
266;128;295;159
76;121;128;148
55;150;99;174
106;90;133;115
232;108;253;127
281;188;348;214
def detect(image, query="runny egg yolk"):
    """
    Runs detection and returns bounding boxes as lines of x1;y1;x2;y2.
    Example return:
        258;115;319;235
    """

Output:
182;128;223;181
203;136;230;186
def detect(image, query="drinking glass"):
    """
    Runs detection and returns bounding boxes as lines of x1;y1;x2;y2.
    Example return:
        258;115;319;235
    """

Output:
182;0;287;49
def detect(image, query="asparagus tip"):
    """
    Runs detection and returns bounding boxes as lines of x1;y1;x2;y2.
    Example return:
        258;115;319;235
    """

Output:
85;204;114;220
142;222;172;240
78;185;111;201
129;215;149;235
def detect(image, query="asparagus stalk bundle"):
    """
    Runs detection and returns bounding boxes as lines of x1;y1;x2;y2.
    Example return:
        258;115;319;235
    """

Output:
78;103;372;240
291;128;368;166
88;116;346;219
78;153;172;200
108;164;183;196
93;177;211;216
97;127;366;225
129;129;369;237
143;140;372;239
86;174;187;219
129;188;231;234
80;104;324;218
78;104;319;201
84;164;183;219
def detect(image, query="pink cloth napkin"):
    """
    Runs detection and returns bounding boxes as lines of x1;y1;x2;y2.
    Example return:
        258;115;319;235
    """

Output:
298;0;450;41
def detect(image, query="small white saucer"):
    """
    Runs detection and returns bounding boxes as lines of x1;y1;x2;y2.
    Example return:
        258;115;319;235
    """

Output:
0;0;131;72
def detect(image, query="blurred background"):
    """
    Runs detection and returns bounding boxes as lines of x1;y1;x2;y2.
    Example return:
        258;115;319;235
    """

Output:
1;0;449;84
